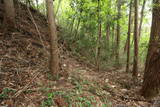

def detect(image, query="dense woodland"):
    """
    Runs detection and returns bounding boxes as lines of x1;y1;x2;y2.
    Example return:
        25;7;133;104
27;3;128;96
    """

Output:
0;0;160;106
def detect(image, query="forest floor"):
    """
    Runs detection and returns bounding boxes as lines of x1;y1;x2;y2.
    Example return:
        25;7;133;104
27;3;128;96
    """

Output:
0;2;154;107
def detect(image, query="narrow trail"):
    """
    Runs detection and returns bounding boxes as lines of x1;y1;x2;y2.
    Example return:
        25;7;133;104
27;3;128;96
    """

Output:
64;57;151;107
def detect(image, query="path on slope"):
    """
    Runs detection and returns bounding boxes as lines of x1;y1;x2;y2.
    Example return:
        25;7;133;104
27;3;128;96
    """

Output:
0;2;152;107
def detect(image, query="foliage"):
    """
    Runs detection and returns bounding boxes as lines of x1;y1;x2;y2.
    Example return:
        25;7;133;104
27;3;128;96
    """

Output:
0;88;16;99
26;0;151;69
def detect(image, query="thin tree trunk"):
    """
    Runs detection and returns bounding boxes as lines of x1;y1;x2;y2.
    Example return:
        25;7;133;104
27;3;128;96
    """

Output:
124;14;134;53
111;24;115;58
116;0;121;65
96;23;102;71
4;0;15;28
132;0;139;78
46;0;59;78
138;0;146;38
106;0;111;48
106;24;110;48
96;0;101;71
141;0;160;98
126;0;133;72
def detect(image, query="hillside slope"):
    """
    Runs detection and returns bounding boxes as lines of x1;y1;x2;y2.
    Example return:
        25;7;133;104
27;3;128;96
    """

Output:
0;2;154;107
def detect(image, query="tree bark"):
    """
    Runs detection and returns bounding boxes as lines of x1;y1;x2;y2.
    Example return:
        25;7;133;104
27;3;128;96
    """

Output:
141;0;160;98
106;0;111;48
138;0;146;38
4;0;15;28
96;0;101;71
111;24;115;58
106;24;110;48
46;0;59;78
116;0;121;65
132;0;139;77
126;0;133;72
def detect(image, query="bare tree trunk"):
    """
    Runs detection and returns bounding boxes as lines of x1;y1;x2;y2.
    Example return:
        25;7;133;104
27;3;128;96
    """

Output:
138;0;146;38
4;0;15;28
46;0;59;78
106;24;110;48
106;0;111;48
96;22;102;71
116;0;121;65
132;0;139;78
96;0;101;71
111;24;115;58
124;14;134;53
141;0;160;98
126;0;133;72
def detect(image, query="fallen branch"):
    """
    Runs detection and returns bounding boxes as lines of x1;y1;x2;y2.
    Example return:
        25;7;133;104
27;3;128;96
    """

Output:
12;70;41;98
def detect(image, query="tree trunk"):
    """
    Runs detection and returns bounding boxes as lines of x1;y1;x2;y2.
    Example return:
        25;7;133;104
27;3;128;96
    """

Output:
111;24;115;58
46;0;59;78
106;0;111;48
4;0;15;28
96;22;102;71
116;0;121;65
141;0;160;99
138;0;146;40
106;24;110;48
126;0;133;72
96;0;101;71
132;0;139;77
124;12;134;53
